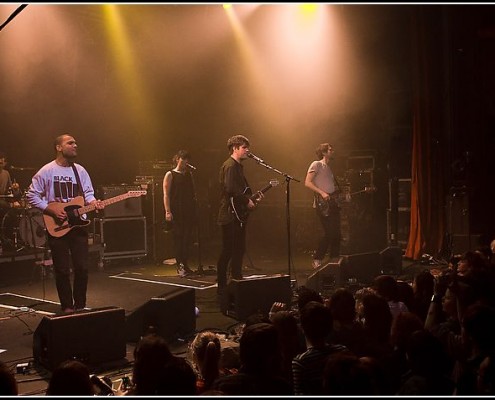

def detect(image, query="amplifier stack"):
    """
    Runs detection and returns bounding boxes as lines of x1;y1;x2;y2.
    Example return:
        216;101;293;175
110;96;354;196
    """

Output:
94;184;148;262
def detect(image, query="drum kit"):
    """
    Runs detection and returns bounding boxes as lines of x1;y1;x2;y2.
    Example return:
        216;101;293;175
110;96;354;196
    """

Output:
0;191;47;253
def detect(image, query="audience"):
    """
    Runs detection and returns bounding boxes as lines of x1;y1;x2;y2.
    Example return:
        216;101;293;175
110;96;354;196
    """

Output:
9;240;495;396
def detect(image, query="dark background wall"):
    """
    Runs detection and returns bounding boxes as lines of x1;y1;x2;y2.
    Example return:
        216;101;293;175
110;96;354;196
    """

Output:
1;4;494;253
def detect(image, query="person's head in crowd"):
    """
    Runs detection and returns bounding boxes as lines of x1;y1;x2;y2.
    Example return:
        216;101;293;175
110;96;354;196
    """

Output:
361;293;392;342
354;286;376;321
46;359;94;396
299;301;333;347
328;287;356;324
372;275;400;302
190;331;222;390
0;361;18;395
239;322;282;376
296;286;324;312
413;269;435;298
158;356;197;395
131;333;174;395
390;311;424;351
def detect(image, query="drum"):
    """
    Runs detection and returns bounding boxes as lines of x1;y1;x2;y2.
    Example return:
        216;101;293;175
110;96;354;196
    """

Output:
19;208;47;248
1;208;24;249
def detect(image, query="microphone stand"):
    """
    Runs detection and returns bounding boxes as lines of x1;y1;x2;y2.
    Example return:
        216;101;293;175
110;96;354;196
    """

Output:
189;168;205;275
250;159;300;281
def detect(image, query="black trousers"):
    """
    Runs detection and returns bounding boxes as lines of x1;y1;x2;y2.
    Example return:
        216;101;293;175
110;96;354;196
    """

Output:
314;208;341;260
216;220;246;291
172;221;195;268
48;228;89;311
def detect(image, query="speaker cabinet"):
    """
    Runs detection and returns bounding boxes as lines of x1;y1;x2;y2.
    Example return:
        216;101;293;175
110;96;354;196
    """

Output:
306;257;344;295
224;275;292;321
94;217;147;259
126;288;196;344
33;306;127;371
342;252;381;284
99;185;143;218
379;246;403;274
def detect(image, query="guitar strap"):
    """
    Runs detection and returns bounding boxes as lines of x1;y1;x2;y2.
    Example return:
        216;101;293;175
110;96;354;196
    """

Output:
71;163;85;202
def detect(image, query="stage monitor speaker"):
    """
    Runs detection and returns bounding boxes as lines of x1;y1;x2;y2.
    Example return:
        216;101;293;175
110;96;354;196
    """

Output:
342;252;381;284
33;306;127;371
126;287;196;344
379;246;403;275
305;257;343;295
224;275;292;322
99;184;143;218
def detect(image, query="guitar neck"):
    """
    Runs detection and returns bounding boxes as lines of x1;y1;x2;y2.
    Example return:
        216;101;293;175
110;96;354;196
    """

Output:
76;193;135;216
251;184;273;201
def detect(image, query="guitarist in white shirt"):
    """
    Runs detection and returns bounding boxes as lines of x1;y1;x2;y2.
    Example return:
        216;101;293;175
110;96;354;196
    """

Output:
216;135;262;302
304;143;341;270
26;134;104;313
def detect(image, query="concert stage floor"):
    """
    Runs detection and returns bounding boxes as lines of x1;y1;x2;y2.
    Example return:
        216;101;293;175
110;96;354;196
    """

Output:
0;243;424;396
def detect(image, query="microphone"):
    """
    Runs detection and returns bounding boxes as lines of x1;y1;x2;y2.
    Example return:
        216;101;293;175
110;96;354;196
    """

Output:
247;152;264;163
185;162;197;170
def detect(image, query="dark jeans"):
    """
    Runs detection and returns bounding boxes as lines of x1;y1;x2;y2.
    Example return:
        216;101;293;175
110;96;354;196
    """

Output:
217;220;246;291
314;209;341;260
48;228;89;311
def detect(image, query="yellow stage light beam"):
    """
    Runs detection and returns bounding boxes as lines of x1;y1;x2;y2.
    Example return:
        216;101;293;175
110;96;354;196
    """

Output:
102;5;158;134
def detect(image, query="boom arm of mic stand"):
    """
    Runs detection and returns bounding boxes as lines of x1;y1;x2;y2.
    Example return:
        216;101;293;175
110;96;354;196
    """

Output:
254;160;300;183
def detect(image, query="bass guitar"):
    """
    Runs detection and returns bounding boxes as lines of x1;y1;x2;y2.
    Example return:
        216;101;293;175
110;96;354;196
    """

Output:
230;179;279;224
43;190;147;237
315;185;376;216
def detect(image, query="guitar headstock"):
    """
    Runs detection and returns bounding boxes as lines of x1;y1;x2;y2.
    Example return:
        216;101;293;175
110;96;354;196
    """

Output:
364;185;377;193
270;179;280;187
128;190;147;197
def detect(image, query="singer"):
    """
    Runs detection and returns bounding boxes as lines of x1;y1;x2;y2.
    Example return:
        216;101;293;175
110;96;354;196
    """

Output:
216;135;262;307
163;150;197;277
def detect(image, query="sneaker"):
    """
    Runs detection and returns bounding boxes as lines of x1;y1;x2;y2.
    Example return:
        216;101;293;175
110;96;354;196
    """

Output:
177;264;187;277
177;263;194;277
312;259;322;269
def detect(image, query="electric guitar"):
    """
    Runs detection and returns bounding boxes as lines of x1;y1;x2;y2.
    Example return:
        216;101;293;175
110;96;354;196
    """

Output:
230;179;279;224
43;190;147;237
315;185;376;216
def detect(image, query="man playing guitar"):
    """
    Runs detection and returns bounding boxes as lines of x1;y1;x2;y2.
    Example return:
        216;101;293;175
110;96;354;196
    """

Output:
216;134;263;304
26;134;105;313
304;143;341;269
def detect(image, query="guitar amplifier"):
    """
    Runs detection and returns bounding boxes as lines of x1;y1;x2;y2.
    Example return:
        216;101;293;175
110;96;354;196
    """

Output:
94;217;147;260
98;184;143;218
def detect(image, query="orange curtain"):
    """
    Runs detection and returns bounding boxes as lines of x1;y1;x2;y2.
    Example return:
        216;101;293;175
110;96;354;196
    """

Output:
405;6;447;260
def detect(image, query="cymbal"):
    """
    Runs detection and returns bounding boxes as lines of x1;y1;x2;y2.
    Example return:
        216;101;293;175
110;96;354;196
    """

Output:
10;166;36;171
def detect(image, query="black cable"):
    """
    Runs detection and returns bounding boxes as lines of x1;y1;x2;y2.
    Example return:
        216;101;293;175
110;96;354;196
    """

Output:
0;4;28;32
